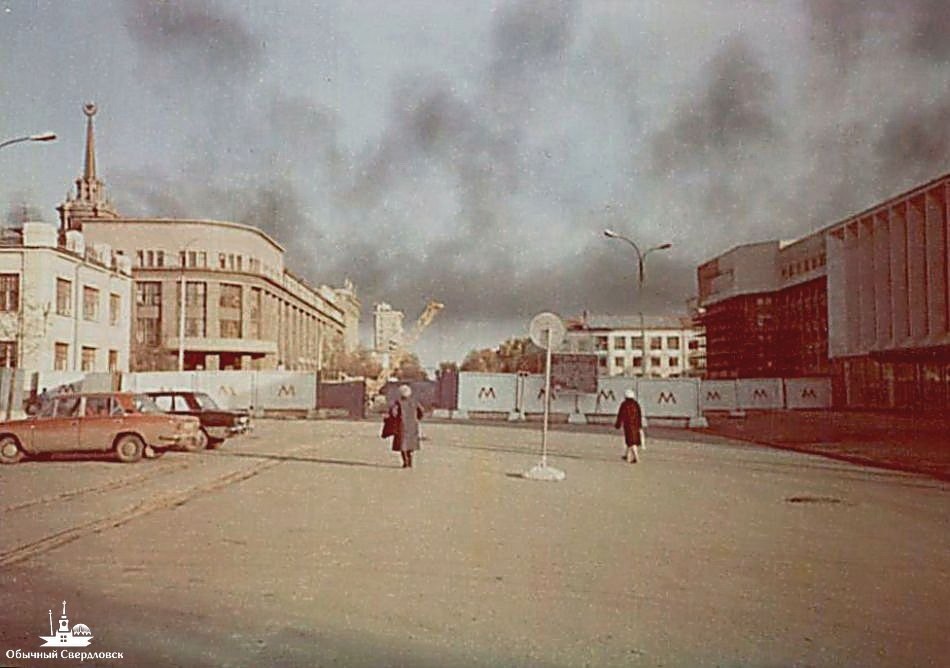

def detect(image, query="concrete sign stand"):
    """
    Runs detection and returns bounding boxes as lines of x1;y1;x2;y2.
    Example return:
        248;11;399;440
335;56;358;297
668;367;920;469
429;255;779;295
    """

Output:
522;313;566;482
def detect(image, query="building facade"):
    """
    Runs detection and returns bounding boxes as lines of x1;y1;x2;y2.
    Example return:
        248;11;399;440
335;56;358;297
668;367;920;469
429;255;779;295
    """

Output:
564;314;705;378
698;172;949;410
373;302;404;353
57;103;358;371
0;222;132;372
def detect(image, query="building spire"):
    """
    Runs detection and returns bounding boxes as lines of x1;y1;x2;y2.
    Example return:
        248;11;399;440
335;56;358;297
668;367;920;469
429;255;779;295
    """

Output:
83;103;97;180
57;102;118;231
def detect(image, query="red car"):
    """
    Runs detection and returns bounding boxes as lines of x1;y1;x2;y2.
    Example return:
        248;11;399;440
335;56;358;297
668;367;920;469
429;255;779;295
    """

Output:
0;392;201;464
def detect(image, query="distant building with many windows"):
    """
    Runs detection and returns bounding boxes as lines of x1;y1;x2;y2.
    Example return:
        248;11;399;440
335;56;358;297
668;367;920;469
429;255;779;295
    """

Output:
564;314;705;378
57;103;358;371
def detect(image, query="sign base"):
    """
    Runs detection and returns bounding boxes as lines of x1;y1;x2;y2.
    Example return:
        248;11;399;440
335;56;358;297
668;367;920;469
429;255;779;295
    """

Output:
522;463;566;482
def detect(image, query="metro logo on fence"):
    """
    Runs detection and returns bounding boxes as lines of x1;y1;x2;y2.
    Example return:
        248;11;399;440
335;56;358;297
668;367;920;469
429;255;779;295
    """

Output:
657;392;677;404
477;387;496;400
277;385;296;397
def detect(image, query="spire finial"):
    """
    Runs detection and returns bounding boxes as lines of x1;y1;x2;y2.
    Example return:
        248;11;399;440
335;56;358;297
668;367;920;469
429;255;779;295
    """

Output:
82;103;97;180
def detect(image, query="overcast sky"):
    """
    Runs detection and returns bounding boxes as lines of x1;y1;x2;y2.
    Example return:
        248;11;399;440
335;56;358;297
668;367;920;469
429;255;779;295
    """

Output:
1;0;948;366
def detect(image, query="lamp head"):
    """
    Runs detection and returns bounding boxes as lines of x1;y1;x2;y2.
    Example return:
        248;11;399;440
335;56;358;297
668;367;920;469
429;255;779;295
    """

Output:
603;229;618;238
29;132;57;142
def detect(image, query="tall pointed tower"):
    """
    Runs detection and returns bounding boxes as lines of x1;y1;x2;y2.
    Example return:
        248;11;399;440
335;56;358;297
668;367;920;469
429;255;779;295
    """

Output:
57;102;118;231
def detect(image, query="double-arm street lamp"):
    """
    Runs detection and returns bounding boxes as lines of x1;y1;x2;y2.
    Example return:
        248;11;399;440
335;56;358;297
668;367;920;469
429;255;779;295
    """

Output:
603;229;673;376
0;132;57;150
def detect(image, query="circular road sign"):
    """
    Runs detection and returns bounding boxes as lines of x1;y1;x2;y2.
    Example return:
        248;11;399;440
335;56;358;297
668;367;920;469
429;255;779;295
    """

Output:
529;312;566;350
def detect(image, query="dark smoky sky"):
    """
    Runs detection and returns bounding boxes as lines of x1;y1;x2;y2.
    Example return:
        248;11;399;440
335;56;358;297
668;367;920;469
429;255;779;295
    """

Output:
1;0;948;365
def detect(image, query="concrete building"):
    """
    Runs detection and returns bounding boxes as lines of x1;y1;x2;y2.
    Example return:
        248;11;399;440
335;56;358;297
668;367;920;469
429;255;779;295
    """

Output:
564;314;705;378
373;302;404;353
57;103;358;371
0;221;132;372
697;172;949;410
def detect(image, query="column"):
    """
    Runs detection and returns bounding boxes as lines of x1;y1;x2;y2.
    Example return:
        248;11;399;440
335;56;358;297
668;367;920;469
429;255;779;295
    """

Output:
925;189;947;338
872;213;892;347
889;206;910;344
857;218;876;352
843;224;861;354
906;197;928;342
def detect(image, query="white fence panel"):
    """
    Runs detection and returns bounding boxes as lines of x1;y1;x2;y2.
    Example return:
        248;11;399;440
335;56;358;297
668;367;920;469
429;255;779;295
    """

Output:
587;377;635;415
35;370;86;394
636;379;700;418
736;378;785;409
122;372;197;393
522;375;582;415
255;372;316;411
193;371;255;410
457;373;518;413
784;377;832;409
700;380;739;412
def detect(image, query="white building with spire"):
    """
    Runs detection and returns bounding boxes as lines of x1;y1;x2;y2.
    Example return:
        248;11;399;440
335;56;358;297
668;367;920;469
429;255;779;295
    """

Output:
57;103;359;371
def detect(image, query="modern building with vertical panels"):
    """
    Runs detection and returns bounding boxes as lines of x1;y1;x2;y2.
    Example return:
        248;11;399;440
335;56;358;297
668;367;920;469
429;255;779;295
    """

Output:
57;103;359;372
697;172;949;410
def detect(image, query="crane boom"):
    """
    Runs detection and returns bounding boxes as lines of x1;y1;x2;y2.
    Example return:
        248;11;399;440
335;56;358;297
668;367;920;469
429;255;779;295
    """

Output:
368;300;444;401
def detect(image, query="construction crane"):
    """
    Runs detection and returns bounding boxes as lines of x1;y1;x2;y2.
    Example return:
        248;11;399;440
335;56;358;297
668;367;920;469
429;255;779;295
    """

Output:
368;300;444;406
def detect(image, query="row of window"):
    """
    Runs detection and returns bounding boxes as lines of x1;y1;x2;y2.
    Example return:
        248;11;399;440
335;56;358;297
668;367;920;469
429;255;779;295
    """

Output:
0;274;122;325
135;281;265;343
0;341;119;371
612;356;684;369
595;335;689;351
781;253;826;279
135;249;265;275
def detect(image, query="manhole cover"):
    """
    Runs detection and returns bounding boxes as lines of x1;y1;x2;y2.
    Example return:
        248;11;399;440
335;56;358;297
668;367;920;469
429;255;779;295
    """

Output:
785;495;842;504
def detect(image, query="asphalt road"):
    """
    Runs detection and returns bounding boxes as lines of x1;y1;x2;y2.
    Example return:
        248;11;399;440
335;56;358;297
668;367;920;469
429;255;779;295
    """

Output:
1;420;947;667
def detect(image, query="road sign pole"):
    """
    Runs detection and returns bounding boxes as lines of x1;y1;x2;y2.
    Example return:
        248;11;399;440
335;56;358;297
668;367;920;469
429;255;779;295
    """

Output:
541;327;552;468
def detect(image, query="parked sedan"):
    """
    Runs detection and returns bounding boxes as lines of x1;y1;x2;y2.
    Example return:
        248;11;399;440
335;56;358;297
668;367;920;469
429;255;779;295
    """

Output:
0;392;201;464
145;391;251;451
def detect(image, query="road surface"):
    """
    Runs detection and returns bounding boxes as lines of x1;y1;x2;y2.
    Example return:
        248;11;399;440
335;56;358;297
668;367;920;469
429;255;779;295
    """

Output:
1;420;947;666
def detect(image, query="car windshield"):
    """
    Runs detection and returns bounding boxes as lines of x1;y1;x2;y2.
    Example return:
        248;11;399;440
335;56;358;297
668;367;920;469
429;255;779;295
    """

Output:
194;393;219;410
131;394;163;414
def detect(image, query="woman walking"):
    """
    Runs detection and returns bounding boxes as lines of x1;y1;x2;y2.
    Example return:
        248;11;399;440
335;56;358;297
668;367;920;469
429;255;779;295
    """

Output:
390;384;424;468
614;388;644;463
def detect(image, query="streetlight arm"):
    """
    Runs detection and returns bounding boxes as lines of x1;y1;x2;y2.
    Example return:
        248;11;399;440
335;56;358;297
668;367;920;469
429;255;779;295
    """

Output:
0;133;57;150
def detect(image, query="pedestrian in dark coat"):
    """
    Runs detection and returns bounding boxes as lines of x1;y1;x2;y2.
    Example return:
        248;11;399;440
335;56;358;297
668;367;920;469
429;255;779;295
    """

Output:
614;389;643;463
390;384;424;468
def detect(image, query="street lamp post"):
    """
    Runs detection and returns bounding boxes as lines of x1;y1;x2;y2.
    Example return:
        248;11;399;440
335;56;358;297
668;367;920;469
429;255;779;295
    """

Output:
0;132;57;150
603;229;672;377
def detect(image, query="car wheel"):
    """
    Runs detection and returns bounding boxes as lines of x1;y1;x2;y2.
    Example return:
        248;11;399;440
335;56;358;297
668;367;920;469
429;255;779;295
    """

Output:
182;428;208;453
207;437;225;450
0;436;23;465
114;434;145;463
143;445;166;459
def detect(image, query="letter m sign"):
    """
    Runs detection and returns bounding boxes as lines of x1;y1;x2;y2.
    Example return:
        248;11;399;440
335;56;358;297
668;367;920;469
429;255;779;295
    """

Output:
478;387;496;400
705;390;721;401
657;391;677;404
752;389;770;400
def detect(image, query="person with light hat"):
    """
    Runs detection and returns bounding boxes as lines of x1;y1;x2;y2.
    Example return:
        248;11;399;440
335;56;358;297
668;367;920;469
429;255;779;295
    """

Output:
614;388;644;463
389;384;424;468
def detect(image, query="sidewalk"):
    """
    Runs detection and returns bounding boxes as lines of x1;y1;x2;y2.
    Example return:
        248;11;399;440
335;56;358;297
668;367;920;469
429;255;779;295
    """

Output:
697;410;950;481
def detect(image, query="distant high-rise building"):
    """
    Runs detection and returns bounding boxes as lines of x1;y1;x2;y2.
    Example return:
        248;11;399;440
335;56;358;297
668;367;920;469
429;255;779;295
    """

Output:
373;303;404;353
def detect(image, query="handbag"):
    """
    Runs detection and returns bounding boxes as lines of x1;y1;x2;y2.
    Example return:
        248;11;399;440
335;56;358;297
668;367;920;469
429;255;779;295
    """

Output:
381;414;398;438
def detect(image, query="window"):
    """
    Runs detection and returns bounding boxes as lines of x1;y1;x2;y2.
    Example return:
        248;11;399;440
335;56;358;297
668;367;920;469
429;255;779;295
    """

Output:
613;336;627;349
236;255;243;271
109;294;121;326
85;396;112;417
0;274;19;312
198;251;207;268
54;343;69;370
108;350;119;372
136;318;162;346
670;356;680;367
81;347;96;372
219;284;242;309
155;251;165;267
182;282;207;337
0;341;16;367
614;356;625;369
650;356;661;368
136;282;161;306
55;396;81;418
220;320;242;338
249;258;260;273
598;357;607;369
56;279;72;316
136;250;144;267
688;339;700;350
631;336;643;350
152;395;173;412
650;336;662;350
219;253;227;269
83;286;99;321
632;357;643;368
248;287;262;338
595;336;609;351
667;336;680;349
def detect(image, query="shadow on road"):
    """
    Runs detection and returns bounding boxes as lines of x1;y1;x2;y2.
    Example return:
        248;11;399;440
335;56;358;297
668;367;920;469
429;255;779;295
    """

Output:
212;449;396;470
